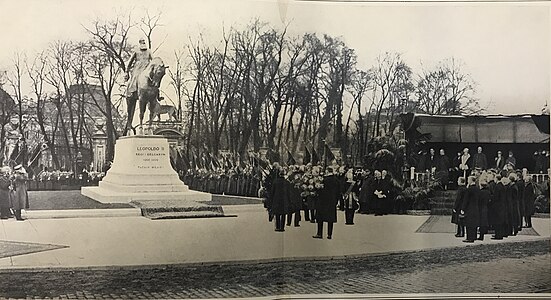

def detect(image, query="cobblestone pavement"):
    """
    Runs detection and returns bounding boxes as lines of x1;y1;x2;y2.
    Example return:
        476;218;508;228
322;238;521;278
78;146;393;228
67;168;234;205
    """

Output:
0;239;549;299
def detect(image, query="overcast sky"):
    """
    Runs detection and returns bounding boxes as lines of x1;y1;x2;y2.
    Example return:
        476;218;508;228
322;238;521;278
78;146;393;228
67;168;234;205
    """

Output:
0;0;549;114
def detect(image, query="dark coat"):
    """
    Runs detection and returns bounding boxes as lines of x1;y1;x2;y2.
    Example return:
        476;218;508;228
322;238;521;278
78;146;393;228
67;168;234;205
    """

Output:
451;186;466;224
359;176;373;205
436;155;450;172
427;154;438;170
306;195;317;210
343;181;360;210
461;185;480;227
494;156;506;170
506;184;520;227
505;156;516;168
472;153;488;170
490;182;508;225
0;176;10;209
523;182;536;217
478;187;490;228
287;180;303;213
268;175;289;215
516;180;525;220
417;155;427;172
316;175;340;223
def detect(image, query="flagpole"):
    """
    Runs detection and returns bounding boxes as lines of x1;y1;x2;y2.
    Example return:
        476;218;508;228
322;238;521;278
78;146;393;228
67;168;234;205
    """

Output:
322;139;327;169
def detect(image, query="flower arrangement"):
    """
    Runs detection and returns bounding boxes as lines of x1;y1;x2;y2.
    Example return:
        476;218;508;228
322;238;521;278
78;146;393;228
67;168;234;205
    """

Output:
296;165;325;197
37;171;75;181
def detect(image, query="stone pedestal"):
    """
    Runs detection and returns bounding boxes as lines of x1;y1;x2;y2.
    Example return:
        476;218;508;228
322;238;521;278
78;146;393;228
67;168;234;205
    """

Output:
82;135;211;203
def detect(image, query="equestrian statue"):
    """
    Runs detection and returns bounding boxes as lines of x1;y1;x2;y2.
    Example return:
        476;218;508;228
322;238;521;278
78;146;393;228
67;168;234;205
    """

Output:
124;38;168;135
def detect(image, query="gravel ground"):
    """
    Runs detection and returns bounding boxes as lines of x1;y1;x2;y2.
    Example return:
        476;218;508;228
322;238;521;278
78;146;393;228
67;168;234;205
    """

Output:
0;239;548;299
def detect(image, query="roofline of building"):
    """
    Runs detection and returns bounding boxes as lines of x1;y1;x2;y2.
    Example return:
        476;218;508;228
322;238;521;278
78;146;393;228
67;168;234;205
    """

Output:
404;113;550;119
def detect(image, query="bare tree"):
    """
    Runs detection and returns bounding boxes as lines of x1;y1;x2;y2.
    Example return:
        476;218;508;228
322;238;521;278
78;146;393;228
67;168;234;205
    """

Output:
82;14;134;161
346;69;372;159
26;51;61;169
416;58;478;115
371;52;413;137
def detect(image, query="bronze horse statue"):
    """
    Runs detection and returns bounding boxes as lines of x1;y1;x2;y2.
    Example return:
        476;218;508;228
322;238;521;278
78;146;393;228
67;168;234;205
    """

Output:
124;57;168;135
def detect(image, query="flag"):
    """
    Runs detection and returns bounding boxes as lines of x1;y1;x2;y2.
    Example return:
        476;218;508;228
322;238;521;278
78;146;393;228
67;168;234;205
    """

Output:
311;148;320;164
28;143;47;168
303;146;311;164
324;143;336;166
286;150;296;165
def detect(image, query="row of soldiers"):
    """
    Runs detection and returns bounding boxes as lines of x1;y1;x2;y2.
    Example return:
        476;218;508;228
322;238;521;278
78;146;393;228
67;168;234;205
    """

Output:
451;168;543;242
179;166;262;198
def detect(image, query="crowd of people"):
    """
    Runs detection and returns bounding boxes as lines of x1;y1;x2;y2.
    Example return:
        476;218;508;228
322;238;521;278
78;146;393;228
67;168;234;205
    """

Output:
414;146;549;189
258;145;549;239
451;168;539;242
261;162;399;239
0;165;30;221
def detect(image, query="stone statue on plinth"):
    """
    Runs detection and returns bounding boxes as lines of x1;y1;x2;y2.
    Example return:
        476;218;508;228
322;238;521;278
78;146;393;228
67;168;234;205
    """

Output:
124;38;168;136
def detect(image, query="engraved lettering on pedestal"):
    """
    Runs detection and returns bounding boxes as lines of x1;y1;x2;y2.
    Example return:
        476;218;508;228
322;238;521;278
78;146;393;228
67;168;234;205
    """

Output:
136;145;167;170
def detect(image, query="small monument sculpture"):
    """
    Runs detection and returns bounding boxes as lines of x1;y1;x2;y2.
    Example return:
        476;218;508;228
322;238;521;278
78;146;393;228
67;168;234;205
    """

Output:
82;39;212;206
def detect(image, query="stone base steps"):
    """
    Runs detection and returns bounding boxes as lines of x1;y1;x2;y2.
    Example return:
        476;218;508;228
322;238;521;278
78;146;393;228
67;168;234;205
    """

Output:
130;199;226;220
430;190;458;216
143;210;230;220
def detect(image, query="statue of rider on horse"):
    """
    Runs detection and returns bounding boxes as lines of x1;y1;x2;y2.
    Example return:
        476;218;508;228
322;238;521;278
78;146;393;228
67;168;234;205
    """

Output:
124;38;168;136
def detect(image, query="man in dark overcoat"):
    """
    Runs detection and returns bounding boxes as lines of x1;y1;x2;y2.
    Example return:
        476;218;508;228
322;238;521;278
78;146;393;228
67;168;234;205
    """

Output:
313;167;340;239
359;170;372;214
507;174;520;236
477;180;491;241
472;146;488;170
494;151;506;170
491;175;509;240
436;149;451;189
523;176;536;228
426;148;437;172
286;169;303;227
515;171;525;231
269;167;289;232
461;176;480;243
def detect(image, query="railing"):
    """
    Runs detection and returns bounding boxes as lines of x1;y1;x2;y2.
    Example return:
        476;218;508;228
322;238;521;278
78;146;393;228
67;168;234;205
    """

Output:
528;173;550;184
409;167;550;185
